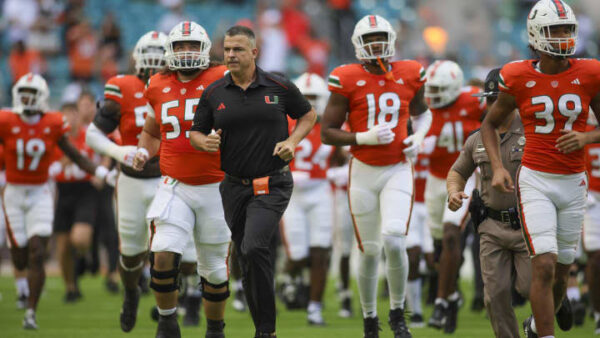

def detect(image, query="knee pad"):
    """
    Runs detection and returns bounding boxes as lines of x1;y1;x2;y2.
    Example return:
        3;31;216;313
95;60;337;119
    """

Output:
149;252;181;293
361;241;381;256
383;235;406;255
201;277;230;302
558;248;576;265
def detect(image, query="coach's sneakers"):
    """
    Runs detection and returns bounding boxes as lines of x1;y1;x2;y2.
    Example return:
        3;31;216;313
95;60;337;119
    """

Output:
205;319;225;338
523;315;538;338
427;300;446;329
120;287;140;332
556;297;574;331
389;308;411;338
16;293;27;310
23;309;38;330
156;313;180;338
183;294;201;326
444;298;459;333
363;316;381;338
409;313;424;328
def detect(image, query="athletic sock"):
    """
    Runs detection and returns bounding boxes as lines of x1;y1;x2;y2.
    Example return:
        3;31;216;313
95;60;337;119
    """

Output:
307;301;321;313
566;286;581;301
448;291;460;302
435;297;448;308
407;279;423;315
16;277;29;297
157;307;177;316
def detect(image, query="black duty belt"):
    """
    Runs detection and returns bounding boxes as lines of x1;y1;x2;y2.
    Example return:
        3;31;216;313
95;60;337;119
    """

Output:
225;165;290;185
485;206;521;230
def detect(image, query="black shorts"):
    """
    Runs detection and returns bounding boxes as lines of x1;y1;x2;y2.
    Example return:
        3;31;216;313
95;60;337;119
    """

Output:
53;182;99;233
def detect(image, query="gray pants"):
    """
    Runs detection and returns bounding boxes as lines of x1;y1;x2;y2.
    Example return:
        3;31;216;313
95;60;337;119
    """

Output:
479;218;532;338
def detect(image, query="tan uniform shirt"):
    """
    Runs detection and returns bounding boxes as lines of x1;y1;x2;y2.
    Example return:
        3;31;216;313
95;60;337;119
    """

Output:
451;114;524;211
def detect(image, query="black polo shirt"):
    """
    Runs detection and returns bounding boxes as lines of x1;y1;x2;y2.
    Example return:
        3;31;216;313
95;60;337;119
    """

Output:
191;67;311;178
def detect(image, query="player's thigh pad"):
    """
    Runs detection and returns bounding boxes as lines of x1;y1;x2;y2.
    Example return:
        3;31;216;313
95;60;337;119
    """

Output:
442;174;476;226
517;166;558;257
117;174;159;256
25;183;54;239
349;158;382;255
380;162;413;237
555;172;587;264
178;182;230;245
424;175;447;240
307;181;334;249
196;242;230;285
282;189;309;260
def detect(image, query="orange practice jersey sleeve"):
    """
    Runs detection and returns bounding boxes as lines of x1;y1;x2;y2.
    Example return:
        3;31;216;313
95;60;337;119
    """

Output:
289;119;333;179
499;59;600;174
104;75;149;145
427;86;485;178
328;60;426;166
144;67;228;185
0;110;69;184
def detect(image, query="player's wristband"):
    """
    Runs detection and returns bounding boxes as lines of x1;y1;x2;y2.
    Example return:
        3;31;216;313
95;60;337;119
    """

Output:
136;147;149;158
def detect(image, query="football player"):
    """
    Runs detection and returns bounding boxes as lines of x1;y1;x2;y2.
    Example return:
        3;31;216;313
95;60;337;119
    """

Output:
132;21;231;338
86;30;202;331
481;1;600;337
321;15;431;338
423;60;485;333
1;73;109;329
280;72;334;325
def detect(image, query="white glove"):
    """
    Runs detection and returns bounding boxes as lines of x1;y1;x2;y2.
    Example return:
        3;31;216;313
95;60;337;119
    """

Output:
112;145;138;167
48;161;63;178
403;134;425;161
94;166;109;180
105;168;118;187
355;123;395;145
422;135;437;155
326;165;349;187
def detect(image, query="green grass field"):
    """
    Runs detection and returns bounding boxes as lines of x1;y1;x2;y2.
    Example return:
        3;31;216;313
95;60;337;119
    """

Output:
0;276;595;337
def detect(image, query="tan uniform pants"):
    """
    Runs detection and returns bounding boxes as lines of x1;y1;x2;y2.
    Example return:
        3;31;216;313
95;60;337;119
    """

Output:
479;218;531;338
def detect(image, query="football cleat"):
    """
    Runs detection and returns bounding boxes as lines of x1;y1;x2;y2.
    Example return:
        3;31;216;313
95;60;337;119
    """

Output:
556;297;574;331
444;299;459;333
16;294;28;310
409;313;425;328
307;308;326;326
156;313;180;338
205;319;225;338
523;315;538;338
427;302;446;329
120;287;141;332
389;308;412;338
232;288;247;312
23;309;38;330
363;316;382;338
338;293;353;318
182;294;201;327
572;299;586;326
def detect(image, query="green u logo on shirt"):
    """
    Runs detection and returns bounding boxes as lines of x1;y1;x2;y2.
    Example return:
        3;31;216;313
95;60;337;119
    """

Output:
264;95;279;104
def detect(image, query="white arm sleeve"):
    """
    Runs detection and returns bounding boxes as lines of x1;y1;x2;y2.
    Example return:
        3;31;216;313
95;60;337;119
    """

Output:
410;109;432;139
85;123;122;160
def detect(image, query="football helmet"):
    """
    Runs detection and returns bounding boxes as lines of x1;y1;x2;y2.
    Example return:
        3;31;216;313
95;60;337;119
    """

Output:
351;15;396;61
527;0;578;57
424;60;463;109
294;73;329;116
165;21;211;70
12;73;49;114
133;31;168;76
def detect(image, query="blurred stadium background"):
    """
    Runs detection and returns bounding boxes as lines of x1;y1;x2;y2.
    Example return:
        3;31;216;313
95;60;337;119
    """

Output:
2;0;600;109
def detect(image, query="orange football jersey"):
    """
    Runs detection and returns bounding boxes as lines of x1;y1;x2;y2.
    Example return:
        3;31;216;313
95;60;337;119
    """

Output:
145;67;227;185
54;126;99;183
328;61;426;166
289;120;333;179
427;86;485;178
499;59;600;174
414;154;429;203
0;110;69;184
104;75;148;145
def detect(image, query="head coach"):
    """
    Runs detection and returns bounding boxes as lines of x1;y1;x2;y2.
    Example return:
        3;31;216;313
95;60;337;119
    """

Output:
189;25;316;338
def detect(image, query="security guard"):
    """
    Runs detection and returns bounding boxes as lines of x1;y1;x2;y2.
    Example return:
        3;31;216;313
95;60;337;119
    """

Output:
446;68;531;338
190;25;316;338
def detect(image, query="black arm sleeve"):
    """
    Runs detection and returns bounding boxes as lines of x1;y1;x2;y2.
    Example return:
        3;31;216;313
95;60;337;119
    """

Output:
57;136;97;175
284;80;312;119
191;90;214;134
93;99;121;134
